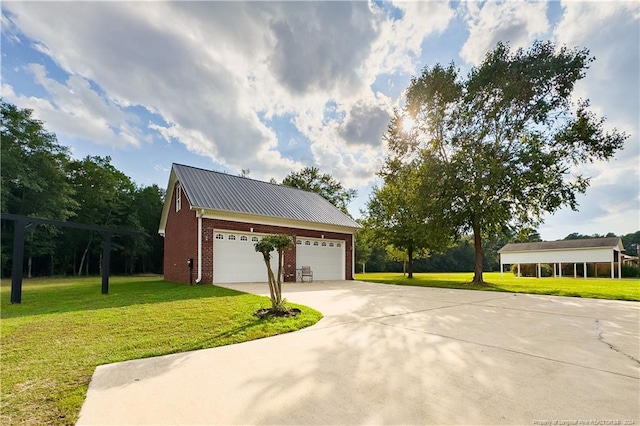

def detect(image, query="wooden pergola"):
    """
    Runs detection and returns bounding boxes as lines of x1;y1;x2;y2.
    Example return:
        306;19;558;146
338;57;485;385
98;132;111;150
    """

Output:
1;212;142;304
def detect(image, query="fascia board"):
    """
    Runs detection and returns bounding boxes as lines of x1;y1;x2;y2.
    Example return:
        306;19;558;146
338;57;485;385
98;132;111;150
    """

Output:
201;209;358;235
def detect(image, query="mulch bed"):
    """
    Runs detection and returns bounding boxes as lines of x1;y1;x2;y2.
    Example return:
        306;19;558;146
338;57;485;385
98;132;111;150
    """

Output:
254;307;301;318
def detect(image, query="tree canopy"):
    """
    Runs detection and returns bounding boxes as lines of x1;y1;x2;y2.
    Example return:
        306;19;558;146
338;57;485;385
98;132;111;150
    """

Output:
1;101;165;277
366;115;452;278
392;41;626;284
282;167;356;215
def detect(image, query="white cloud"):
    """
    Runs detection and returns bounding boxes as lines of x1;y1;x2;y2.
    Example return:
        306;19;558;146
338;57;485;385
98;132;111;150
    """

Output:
2;67;142;149
538;0;640;239
3;0;636;230
460;1;549;65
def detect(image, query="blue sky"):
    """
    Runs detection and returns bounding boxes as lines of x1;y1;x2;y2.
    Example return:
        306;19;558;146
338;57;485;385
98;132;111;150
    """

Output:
2;1;638;240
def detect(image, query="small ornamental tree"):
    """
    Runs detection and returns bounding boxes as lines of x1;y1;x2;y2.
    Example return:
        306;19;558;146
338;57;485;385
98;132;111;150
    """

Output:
254;234;294;311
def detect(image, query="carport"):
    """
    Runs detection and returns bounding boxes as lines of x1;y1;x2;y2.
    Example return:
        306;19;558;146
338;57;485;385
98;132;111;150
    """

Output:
499;237;625;279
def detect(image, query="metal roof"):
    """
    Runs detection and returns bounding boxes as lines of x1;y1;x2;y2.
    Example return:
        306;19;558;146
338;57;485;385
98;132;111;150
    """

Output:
172;163;360;229
499;237;623;253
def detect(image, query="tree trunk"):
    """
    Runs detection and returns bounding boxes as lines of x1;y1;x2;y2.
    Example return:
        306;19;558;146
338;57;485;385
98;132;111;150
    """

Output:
78;240;91;276
262;254;277;308
472;220;484;284
407;245;414;279
27;255;32;279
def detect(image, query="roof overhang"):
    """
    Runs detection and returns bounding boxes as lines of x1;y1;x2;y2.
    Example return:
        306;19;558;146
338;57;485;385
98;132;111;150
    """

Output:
202;208;359;234
159;167;360;236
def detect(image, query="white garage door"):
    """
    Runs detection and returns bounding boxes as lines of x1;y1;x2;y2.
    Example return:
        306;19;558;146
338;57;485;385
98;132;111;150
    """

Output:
296;237;345;281
213;232;279;283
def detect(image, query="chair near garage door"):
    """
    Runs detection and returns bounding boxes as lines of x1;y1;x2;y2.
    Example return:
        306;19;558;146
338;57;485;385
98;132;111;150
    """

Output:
301;266;313;283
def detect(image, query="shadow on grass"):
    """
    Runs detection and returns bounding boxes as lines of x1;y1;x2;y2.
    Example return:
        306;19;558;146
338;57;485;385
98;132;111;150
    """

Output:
0;277;247;319
359;275;640;302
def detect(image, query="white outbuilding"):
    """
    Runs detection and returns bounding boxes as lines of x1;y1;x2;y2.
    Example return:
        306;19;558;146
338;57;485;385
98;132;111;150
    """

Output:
499;237;624;279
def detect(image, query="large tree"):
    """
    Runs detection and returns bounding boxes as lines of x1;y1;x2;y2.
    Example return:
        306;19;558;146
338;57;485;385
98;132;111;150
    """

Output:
399;41;626;284
282;167;356;214
368;115;452;278
1;101;78;276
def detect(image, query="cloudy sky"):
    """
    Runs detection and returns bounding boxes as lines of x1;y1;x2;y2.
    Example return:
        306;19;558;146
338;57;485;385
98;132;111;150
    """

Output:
2;1;638;240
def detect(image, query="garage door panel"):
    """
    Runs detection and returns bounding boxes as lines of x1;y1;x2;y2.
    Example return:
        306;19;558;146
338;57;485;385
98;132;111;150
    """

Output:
296;238;345;281
213;232;279;283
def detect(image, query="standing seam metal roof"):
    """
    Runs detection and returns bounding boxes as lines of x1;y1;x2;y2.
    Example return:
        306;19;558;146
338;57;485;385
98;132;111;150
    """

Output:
499;237;622;253
172;163;360;229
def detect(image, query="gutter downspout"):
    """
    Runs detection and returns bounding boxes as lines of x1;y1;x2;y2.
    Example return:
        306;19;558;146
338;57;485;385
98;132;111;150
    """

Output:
352;233;356;280
196;209;203;284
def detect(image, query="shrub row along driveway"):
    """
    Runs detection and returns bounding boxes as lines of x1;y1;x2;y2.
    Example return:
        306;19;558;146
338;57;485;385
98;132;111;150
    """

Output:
78;281;639;425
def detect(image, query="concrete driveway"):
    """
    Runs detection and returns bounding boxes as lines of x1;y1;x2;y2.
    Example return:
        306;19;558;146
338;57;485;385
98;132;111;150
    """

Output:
78;280;639;425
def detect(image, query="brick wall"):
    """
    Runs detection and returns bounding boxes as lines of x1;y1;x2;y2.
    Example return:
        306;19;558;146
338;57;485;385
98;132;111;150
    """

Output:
163;184;354;284
163;183;197;283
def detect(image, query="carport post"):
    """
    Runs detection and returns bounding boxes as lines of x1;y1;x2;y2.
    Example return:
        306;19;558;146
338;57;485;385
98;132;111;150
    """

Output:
618;256;622;279
583;262;587;278
558;263;562;278
611;261;614;279
517;264;521;277
537;263;541;278
574;263;577;279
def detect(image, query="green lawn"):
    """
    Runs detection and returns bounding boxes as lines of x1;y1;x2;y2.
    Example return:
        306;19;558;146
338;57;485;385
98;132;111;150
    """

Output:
356;272;640;301
1;276;322;426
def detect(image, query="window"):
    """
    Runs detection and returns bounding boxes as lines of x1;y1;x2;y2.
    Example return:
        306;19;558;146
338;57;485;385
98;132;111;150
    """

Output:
175;184;182;212
296;240;302;245
337;243;341;247
313;242;319;246
240;236;248;241
251;236;259;242
228;235;236;240
215;233;224;240
329;242;334;247
305;241;310;245
321;242;327;246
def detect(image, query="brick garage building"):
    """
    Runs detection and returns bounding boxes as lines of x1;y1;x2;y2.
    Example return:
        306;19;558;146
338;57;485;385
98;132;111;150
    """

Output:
159;164;360;284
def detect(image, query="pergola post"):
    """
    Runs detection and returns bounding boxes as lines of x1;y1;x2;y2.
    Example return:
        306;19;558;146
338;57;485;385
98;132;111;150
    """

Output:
10;219;27;304
102;232;112;295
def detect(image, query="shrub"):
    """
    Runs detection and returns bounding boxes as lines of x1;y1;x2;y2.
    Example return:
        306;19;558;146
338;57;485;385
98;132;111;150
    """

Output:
622;264;640;278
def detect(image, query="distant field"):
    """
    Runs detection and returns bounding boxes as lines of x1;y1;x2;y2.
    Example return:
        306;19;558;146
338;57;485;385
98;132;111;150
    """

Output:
355;272;640;302
1;276;322;425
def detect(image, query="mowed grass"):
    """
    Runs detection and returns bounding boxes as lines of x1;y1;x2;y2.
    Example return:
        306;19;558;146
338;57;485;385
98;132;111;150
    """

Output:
356;272;640;301
1;276;322;426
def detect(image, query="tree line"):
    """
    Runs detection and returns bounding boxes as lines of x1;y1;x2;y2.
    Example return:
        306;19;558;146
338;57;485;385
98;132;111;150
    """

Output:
1;101;164;278
356;228;640;275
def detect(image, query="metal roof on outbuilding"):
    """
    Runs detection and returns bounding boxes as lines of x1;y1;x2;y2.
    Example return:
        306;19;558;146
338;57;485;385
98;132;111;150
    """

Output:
499;237;622;253
172;163;360;229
